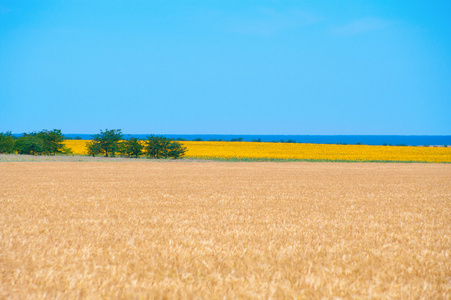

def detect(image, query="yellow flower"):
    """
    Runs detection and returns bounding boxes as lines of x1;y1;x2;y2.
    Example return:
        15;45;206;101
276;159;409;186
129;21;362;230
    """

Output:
64;140;451;163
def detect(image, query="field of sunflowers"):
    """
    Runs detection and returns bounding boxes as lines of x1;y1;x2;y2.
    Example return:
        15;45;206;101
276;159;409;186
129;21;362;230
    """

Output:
64;140;451;163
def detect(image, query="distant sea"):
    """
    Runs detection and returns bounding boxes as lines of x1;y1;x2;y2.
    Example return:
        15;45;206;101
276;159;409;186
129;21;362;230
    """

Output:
61;134;451;146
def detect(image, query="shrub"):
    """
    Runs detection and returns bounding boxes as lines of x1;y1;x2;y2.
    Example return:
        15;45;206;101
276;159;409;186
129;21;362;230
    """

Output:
38;129;65;155
166;141;187;159
0;131;15;153
90;129;123;157
86;141;102;157
60;146;73;154
144;135;186;159
14;135;44;155
120;136;144;158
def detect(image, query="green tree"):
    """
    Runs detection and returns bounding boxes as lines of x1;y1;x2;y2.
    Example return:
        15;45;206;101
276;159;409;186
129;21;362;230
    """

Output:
60;146;73;154
0;131;15;153
37;129;65;155
144;135;170;158
230;137;243;142
86;141;102;157
144;135;186;159
166;141;187;159
91;129;123;157
121;136;144;158
14;135;44;155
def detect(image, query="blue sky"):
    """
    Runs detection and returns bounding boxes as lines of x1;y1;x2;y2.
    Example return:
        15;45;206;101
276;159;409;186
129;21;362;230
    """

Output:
0;0;450;135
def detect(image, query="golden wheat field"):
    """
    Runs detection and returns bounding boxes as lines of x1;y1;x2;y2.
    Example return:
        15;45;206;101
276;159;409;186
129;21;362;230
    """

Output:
63;140;451;162
1;162;450;298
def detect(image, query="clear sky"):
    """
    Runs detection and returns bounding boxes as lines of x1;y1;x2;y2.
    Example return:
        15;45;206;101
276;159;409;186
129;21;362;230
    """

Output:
1;0;450;135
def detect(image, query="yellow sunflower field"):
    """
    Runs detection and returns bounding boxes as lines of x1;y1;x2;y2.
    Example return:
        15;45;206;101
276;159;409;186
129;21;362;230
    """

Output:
64;140;451;163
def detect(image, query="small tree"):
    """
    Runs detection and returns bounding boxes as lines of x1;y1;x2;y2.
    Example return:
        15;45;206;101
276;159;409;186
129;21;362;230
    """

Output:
14;135;44;155
121;136;144;158
60;146;73;154
86;141;102;157
0;131;15;153
166;141;187;159
144;135;186;159
90;129;123;157
37;129;65;155
144;135;170;158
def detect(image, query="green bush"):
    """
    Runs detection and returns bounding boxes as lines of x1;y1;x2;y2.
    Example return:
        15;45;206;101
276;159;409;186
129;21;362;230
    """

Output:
38;129;64;155
89;129;123;157
120;136;144;158
230;137;243;142
0;131;15;153
60;146;73;154
12;129;65;155
166;141;187;159
144;135;186;159
14;135;44;155
86;141;102;157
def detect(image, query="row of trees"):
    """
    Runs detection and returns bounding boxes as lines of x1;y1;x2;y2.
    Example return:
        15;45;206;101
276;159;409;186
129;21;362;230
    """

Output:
86;129;186;159
0;129;186;159
0;130;70;155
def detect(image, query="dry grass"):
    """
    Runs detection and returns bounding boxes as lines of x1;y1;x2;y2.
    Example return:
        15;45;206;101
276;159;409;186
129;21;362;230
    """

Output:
0;154;193;163
1;162;450;299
